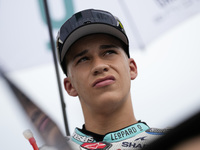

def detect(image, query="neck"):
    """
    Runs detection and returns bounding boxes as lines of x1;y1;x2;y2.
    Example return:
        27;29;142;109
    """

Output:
82;97;137;135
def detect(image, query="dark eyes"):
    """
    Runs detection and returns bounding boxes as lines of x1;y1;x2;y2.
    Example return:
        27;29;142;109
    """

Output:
76;56;89;64
103;50;117;56
76;50;117;65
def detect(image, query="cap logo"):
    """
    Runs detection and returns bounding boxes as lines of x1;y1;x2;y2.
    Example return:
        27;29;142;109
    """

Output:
116;18;124;31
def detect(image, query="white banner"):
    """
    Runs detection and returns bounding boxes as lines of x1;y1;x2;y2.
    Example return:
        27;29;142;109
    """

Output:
0;0;74;72
0;0;199;71
123;0;200;49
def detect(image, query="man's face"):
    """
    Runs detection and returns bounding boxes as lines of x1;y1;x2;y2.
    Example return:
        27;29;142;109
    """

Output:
64;34;137;113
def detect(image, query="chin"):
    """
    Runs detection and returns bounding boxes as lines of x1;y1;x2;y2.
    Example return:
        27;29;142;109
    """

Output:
95;93;125;108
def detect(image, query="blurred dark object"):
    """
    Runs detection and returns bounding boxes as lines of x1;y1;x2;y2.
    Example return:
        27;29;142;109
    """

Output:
143;110;200;150
0;69;72;150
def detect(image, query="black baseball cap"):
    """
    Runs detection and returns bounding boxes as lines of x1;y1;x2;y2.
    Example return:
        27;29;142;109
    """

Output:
56;9;130;74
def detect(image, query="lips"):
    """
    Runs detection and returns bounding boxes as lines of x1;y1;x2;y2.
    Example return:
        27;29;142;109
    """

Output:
92;76;115;88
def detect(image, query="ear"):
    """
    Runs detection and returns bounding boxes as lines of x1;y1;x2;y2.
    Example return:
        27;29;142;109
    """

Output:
129;58;138;80
63;77;78;97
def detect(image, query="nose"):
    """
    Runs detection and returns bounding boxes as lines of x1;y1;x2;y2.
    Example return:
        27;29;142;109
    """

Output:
91;58;109;76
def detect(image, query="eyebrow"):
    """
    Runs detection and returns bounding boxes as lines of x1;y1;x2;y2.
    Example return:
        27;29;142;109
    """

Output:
73;49;88;61
99;44;118;50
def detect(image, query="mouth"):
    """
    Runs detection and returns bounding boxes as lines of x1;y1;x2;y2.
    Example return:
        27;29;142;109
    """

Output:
92;75;115;88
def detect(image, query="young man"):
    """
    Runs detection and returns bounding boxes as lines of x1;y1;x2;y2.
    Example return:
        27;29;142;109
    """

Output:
56;9;167;150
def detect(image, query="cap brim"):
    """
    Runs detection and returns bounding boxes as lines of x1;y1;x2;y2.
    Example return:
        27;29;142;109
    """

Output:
61;24;128;62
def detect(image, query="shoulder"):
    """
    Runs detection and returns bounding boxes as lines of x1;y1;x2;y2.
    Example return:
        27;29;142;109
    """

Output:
133;127;170;142
137;121;170;139
145;127;170;135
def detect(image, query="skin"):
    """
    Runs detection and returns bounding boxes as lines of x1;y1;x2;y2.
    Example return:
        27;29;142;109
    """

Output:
63;34;138;135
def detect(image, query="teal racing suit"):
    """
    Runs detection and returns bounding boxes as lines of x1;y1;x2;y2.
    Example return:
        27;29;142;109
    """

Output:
40;121;168;150
69;121;168;149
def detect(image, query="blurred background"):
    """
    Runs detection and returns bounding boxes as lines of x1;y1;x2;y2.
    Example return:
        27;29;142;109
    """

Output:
0;0;200;149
